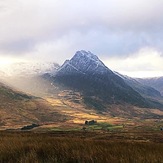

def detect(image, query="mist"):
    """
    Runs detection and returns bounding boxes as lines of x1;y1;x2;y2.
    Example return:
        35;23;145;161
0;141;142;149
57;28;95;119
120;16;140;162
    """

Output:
1;76;57;97
0;0;163;77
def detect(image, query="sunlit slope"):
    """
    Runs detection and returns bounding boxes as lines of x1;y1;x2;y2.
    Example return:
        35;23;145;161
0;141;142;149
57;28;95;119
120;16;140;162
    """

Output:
0;83;67;129
45;90;163;126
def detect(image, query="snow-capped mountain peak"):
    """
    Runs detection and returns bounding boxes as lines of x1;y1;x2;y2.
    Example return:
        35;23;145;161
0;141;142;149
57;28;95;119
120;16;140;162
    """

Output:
52;50;150;108
56;50;111;76
75;50;99;62
72;50;105;66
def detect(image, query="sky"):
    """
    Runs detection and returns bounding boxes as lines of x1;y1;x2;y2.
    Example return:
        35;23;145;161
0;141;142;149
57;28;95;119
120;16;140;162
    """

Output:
0;0;163;77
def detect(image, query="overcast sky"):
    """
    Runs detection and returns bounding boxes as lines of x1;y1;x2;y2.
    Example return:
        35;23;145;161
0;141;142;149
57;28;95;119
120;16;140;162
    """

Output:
0;0;163;77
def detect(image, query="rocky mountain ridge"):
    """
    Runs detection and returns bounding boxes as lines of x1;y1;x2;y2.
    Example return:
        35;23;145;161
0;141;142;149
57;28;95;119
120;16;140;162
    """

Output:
50;50;151;108
137;77;163;96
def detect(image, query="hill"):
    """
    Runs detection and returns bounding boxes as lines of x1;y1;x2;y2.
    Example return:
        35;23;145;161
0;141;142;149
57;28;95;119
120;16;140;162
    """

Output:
0;82;67;129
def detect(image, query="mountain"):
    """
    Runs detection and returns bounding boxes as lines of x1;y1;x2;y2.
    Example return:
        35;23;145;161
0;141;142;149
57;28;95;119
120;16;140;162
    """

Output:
0;82;67;129
0;62;59;97
0;82;32;101
115;72;162;98
137;77;163;96
49;50;150;109
0;62;59;77
1;51;163;129
114;72;163;108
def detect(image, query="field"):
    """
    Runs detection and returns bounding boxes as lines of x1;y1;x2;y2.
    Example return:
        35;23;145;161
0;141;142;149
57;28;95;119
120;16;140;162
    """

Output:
0;130;163;163
1;87;163;162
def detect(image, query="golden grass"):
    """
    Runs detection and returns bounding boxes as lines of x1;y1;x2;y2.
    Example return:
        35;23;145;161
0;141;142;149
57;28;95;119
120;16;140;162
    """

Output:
0;98;68;130
0;131;163;163
46;98;117;125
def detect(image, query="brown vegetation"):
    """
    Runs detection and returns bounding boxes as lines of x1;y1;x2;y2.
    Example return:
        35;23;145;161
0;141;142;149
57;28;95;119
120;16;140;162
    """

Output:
0;131;163;163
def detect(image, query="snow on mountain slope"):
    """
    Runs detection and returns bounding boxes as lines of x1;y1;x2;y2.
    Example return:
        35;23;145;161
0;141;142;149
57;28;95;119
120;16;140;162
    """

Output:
48;50;153;108
0;62;59;77
137;77;163;96
114;71;162;98
56;50;112;77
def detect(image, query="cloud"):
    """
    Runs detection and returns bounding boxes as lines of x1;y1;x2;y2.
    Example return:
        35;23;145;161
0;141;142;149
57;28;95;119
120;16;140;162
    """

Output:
0;0;163;75
104;48;163;77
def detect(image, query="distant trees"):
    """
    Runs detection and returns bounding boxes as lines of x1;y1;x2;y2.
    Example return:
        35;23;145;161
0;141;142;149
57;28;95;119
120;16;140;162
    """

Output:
21;124;40;130
85;120;97;125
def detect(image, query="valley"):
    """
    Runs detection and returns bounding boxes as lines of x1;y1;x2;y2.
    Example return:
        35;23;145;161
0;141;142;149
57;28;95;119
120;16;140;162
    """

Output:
0;50;163;132
1;1;163;162
0;51;163;163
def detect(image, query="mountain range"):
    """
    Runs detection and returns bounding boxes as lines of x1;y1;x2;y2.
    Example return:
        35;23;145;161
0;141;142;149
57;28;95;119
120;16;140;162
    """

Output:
45;50;163;109
115;72;161;99
1;50;163;129
137;77;163;96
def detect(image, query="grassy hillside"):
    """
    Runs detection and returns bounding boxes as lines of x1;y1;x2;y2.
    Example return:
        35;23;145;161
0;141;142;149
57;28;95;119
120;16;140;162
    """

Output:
1;82;163;131
0;83;68;129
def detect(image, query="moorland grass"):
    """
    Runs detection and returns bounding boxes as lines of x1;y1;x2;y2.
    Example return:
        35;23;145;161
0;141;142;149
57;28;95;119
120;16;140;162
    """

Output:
0;131;163;163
